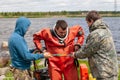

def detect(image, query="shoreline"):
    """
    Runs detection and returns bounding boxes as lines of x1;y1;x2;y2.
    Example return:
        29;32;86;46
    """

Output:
0;11;120;18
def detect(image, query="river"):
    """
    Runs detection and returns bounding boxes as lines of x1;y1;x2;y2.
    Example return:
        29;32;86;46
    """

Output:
0;17;120;52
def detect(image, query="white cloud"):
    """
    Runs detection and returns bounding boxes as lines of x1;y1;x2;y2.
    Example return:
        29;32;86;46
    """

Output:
0;0;120;12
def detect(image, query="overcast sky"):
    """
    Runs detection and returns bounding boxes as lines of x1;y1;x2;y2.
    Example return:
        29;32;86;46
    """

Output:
0;0;120;12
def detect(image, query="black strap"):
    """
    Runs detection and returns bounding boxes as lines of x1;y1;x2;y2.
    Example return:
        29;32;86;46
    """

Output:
33;60;37;71
27;69;32;77
74;59;79;67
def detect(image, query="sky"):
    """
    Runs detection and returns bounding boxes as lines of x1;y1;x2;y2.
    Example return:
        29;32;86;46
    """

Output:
0;0;120;12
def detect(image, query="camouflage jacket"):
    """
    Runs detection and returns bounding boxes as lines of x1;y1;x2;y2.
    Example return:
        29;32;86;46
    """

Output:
75;19;118;79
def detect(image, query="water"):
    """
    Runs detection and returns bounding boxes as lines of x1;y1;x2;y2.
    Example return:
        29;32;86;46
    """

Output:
0;17;120;65
0;17;120;52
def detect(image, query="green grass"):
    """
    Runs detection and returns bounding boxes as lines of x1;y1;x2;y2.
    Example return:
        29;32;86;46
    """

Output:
3;70;14;80
118;69;120;79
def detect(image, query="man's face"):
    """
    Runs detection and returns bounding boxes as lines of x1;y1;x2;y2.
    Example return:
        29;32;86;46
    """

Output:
86;19;93;27
55;27;67;38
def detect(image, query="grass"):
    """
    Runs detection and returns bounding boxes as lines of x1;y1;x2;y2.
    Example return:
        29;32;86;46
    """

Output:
118;69;120;80
3;59;120;80
3;70;14;80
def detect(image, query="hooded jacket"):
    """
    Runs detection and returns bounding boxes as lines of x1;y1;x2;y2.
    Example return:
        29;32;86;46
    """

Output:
8;17;44;70
75;19;118;79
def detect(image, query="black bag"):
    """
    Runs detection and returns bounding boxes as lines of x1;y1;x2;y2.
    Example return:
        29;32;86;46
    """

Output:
33;59;50;80
33;67;50;80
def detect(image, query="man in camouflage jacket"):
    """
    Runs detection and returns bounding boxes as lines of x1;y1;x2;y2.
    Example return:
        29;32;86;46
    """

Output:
73;11;118;80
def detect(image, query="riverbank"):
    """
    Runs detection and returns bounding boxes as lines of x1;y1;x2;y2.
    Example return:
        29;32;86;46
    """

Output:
0;11;120;18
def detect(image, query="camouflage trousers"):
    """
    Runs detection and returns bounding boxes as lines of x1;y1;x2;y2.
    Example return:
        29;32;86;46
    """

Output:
10;66;33;80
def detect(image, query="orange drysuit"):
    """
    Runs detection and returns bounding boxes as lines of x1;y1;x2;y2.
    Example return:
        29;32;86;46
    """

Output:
33;25;84;80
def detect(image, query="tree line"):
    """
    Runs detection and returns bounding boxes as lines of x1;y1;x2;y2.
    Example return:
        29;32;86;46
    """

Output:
0;11;120;18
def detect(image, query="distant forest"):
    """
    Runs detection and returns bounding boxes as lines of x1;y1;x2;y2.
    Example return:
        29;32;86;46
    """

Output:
0;11;120;18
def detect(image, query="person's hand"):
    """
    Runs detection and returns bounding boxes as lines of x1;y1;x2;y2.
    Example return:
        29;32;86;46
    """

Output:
70;52;76;58
74;45;80;51
43;52;52;58
42;49;47;52
40;47;47;53
74;44;81;51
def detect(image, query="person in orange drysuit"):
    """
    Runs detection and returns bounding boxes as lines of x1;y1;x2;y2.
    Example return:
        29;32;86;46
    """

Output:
33;20;84;80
